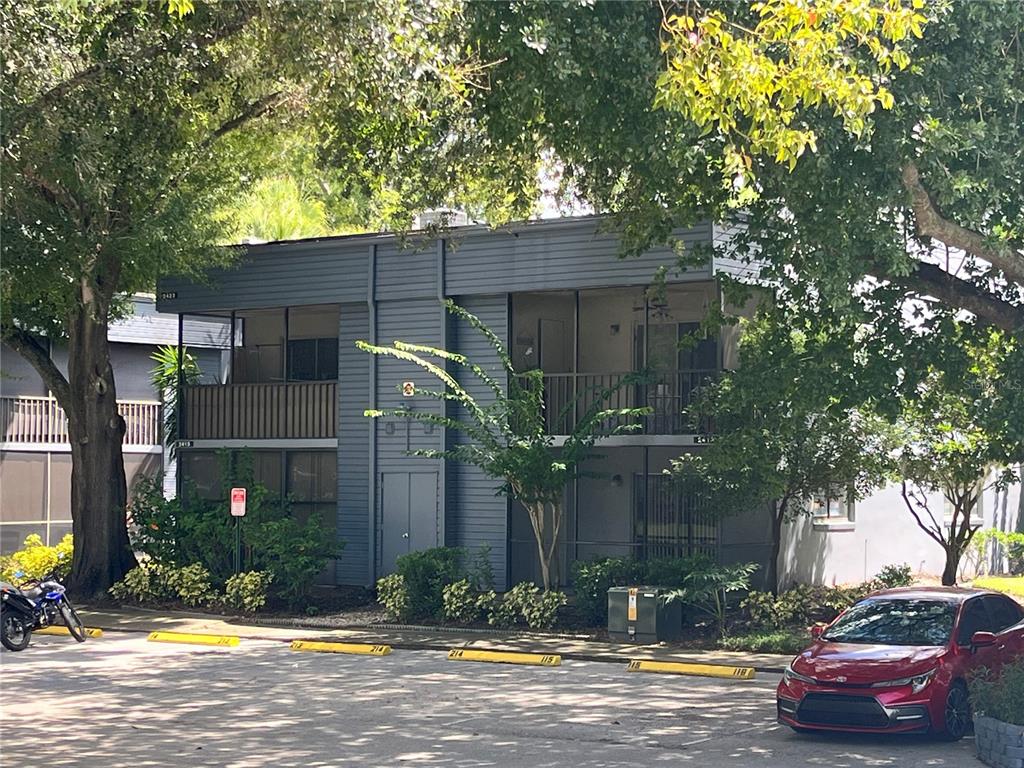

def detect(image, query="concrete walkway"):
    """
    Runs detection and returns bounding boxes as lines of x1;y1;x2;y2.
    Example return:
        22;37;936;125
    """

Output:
78;606;793;671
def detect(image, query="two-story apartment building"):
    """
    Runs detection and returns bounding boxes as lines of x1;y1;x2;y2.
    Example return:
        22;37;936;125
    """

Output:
157;217;772;589
156;216;1023;590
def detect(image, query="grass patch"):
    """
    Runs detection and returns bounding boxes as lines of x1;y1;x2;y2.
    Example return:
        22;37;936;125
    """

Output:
973;576;1024;598
720;628;810;655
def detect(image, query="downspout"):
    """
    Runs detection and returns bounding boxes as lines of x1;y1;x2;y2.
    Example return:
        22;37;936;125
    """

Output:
573;289;580;569
437;236;447;548
175;313;185;501
367;243;378;586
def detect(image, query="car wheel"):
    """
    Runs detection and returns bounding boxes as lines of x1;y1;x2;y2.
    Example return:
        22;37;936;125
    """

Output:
938;681;970;742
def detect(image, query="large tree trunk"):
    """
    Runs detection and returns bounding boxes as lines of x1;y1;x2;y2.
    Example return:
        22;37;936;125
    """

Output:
940;545;960;587
65;309;136;597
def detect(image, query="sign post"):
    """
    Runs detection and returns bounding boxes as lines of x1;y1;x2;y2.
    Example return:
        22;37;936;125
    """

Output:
230;487;246;575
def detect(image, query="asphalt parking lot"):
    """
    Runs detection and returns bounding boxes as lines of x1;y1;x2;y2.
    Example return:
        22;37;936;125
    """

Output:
1;633;976;768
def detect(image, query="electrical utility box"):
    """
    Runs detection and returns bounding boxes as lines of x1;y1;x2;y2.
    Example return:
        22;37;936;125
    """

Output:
607;586;682;644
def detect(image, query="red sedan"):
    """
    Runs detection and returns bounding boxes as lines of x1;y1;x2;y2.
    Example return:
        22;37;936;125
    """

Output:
777;587;1024;741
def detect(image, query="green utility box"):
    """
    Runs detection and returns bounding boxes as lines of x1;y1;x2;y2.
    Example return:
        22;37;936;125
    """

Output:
607;586;682;644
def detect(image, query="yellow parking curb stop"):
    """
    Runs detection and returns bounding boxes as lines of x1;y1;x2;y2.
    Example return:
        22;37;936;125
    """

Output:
35;626;104;638
447;648;561;667
626;659;756;679
147;631;240;647
290;640;392;656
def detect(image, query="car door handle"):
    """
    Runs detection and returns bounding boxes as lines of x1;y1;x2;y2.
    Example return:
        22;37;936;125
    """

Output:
402;533;409;539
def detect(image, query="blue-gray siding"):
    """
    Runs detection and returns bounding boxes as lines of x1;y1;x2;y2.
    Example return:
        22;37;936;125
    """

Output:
158;239;373;313
446;295;510;589
444;220;713;295
337;302;371;585
373;298;445;570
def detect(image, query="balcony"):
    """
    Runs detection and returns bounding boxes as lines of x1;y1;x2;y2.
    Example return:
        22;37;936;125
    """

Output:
1;396;161;447
182;381;336;440
528;370;716;436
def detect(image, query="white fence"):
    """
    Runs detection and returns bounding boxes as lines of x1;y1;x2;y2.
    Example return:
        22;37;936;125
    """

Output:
1;396;162;447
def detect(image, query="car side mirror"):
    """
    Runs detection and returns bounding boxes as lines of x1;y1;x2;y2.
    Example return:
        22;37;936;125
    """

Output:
971;631;997;650
810;624;825;640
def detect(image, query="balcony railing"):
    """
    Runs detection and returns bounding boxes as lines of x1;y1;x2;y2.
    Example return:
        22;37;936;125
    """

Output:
1;396;161;446
182;381;336;440
525;370;717;435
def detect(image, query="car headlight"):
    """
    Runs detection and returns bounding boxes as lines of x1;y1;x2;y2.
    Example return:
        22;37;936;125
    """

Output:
783;664;817;686
871;669;936;695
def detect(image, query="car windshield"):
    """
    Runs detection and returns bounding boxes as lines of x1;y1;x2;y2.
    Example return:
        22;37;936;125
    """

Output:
822;598;957;646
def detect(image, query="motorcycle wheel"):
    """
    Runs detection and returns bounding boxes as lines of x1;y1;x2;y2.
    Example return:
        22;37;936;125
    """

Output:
58;599;86;643
1;610;32;651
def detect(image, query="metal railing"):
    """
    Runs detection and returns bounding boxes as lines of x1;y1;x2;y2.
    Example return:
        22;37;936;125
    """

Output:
0;396;161;446
525;370;718;435
182;381;337;440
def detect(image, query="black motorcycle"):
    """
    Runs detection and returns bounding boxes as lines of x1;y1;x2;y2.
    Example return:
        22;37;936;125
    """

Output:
1;570;86;650
1;582;36;651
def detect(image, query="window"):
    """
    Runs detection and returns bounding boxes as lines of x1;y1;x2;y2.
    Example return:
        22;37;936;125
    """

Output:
983;595;1022;632
957;598;996;645
808;486;854;522
287;451;337;526
287;338;338;381
823;598;957;646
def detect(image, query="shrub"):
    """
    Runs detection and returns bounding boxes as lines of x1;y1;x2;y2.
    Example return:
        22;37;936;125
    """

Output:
720;628;811;655
971;661;1024;726
130;466;341;608
224;571;274;614
110;562;175;603
667;561;758;638
247;512;341;608
569;557;648;626
165;563;217;607
873;563;914;589
0;534;73;584
484;582;567;630
376;573;410;622
522;589;567;630
393;547;466;622
442;579;481;624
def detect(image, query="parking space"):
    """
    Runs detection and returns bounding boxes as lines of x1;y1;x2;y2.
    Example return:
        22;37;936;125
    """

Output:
1;633;975;767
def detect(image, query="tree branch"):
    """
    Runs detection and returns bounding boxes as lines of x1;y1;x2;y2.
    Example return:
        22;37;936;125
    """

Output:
902;163;1024;285
887;260;1024;331
2;326;73;412
901;481;945;547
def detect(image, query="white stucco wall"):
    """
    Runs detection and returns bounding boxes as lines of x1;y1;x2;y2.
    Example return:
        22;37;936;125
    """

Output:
780;473;1023;587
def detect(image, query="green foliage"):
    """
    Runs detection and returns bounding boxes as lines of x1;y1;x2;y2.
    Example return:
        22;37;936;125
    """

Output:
874;563;914;589
110;562;175;604
164;563;217;608
128;455;339;607
150;345;200;456
393;547;466;622
720;628;812;655
224;571;274;614
971;661;1024;726
570;557;647;626
666;561;759;638
360;301;651;590
483;582;567;630
376;574;410;622
0;534;73;584
467;544;495;592
569;555;720;626
742;565;914;630
974;530;1024;575
442;579;482;624
109;561;218;606
246;512;340;609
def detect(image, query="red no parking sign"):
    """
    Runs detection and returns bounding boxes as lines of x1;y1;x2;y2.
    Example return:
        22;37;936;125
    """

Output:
230;487;246;517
